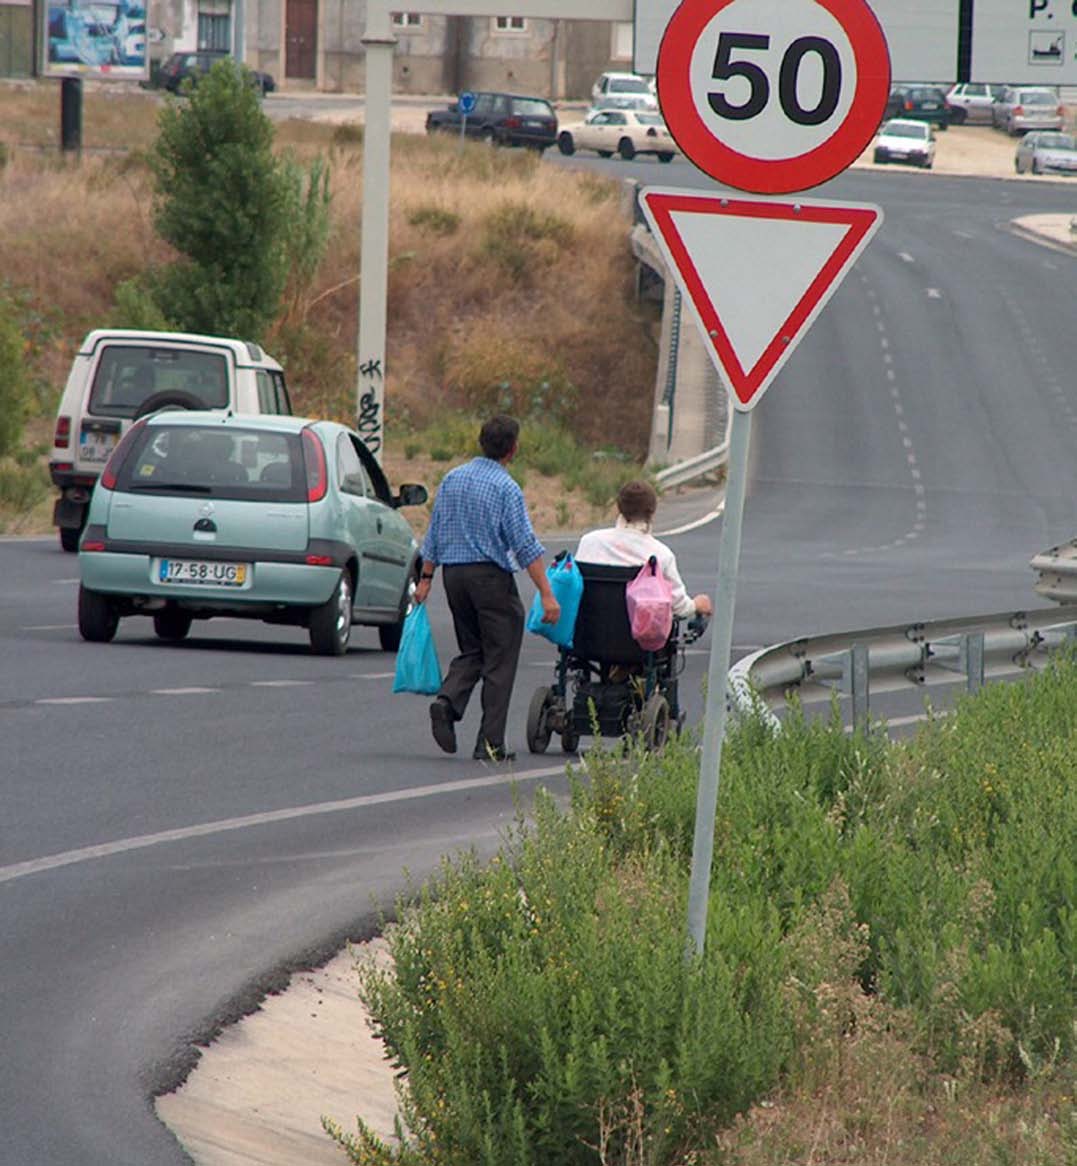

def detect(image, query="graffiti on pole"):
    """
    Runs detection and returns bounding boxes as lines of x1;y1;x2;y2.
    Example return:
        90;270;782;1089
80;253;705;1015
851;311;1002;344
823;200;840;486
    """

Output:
357;358;383;455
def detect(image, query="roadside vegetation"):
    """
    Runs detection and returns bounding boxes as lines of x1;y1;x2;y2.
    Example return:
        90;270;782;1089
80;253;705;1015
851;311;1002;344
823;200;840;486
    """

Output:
0;78;659;536
327;656;1076;1165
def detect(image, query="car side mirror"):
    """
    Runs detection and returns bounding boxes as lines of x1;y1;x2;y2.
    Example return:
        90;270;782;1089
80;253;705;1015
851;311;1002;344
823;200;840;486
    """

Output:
394;483;428;508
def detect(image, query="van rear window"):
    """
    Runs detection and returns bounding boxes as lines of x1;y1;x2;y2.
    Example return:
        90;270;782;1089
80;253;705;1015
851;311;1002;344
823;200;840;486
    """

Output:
116;425;307;502
89;345;229;418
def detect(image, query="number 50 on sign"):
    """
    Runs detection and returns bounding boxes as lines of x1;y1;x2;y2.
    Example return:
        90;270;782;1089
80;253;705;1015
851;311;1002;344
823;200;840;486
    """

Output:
657;0;891;193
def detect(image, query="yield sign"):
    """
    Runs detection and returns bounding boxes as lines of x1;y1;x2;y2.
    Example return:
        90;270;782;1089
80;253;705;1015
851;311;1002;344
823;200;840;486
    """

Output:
639;188;882;411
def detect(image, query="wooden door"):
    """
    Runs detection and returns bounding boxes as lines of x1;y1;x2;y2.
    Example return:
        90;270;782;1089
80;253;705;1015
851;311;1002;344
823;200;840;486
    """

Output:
285;0;316;79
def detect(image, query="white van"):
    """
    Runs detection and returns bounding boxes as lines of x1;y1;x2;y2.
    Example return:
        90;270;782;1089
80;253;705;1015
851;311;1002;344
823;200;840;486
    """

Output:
48;329;292;551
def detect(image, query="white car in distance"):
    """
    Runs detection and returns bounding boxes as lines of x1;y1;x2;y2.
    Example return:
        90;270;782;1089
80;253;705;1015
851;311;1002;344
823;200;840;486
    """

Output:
873;118;936;168
557;109;676;162
590;71;658;111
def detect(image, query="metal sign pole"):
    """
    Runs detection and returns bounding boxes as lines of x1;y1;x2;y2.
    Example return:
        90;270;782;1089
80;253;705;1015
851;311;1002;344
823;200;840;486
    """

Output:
685;404;752;956
460;112;467;145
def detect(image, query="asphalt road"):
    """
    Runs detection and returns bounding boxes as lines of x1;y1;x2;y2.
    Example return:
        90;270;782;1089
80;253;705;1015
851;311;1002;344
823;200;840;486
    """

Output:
3;159;1077;1164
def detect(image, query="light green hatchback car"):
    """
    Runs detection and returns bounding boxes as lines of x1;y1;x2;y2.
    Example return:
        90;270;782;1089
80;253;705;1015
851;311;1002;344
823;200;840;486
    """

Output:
77;412;428;655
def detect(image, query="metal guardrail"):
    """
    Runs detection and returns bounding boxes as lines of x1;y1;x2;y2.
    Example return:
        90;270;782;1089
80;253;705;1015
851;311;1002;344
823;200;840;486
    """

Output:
1030;539;1077;603
728;604;1077;731
654;440;730;489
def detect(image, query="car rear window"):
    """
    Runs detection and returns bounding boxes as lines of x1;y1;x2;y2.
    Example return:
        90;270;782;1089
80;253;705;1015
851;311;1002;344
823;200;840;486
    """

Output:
610;78;649;94
89;345;229;418
115;424;307;502
636;112;664;125
885;122;928;138
511;98;553;116
1020;91;1056;105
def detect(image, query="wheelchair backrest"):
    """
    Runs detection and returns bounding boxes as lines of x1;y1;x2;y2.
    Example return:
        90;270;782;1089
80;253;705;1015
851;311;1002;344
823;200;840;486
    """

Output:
572;561;652;666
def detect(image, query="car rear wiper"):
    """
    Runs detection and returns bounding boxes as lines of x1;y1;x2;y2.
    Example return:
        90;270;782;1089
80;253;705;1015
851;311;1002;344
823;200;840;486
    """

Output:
128;482;213;493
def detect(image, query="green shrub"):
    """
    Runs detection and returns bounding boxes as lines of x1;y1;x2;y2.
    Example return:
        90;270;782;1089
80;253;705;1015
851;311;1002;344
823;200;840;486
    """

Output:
146;59;329;341
345;793;788;1165
0;459;49;512
407;205;460;235
0;296;30;456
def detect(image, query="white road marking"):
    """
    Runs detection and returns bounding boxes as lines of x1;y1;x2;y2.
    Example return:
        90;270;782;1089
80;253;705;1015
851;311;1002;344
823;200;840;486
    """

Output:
152;687;220;695
22;624;77;631
250;680;314;687
51;579;80;585
35;696;113;705
926;288;941;298
657;499;726;538
349;672;397;680
0;766;571;885
899;251;914;263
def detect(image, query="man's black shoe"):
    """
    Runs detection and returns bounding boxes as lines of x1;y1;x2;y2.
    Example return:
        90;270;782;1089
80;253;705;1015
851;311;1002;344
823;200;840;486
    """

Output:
472;742;516;762
429;699;457;754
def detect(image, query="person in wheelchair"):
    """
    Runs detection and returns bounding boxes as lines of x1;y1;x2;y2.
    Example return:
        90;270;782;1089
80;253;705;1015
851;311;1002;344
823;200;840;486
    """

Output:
575;480;713;622
526;481;711;755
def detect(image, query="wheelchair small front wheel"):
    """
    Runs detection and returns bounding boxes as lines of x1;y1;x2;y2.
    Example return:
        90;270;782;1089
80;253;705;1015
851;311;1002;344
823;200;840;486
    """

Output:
561;727;580;754
527;686;553;753
641;693;671;751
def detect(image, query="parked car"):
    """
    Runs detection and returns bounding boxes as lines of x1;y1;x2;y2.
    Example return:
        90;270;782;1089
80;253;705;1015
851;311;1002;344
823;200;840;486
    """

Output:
873;118;936;168
151;49;276;95
883;85;952;129
557;108;676;162
945;82;1007;124
590;72;658;111
992;85;1064;135
1014;130;1077;174
76;413;428;655
424;91;557;150
50;329;292;552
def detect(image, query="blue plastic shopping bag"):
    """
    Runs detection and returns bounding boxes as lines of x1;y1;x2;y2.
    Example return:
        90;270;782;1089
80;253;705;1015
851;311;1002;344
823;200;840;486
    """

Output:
526;552;584;649
392;603;443;694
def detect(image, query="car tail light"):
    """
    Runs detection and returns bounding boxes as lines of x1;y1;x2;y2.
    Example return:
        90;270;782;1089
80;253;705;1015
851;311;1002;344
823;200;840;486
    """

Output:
505;116;523;128
100;419;147;490
81;540;106;552
904;99;913;110
54;416;72;449
305;554;333;566
52;462;74;473
1014;105;1024;116
302;428;327;502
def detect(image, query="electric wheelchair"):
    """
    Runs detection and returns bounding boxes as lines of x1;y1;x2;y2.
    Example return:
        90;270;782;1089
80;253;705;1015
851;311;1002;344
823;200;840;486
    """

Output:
525;560;708;754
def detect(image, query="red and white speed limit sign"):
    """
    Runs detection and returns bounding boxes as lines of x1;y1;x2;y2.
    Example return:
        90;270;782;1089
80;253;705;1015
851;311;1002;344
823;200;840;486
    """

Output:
657;0;891;193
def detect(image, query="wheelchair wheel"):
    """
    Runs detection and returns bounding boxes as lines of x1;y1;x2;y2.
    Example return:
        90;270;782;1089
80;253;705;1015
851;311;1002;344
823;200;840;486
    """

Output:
561;727;580;753
640;693;670;751
527;687;553;754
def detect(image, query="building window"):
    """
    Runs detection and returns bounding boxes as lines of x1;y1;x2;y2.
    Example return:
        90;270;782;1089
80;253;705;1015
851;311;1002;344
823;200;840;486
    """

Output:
198;11;230;51
612;22;633;61
493;16;526;33
392;12;423;27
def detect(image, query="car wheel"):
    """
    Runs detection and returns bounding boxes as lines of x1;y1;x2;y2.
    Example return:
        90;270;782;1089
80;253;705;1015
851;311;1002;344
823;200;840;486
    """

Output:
60;526;81;552
657;152;674;163
561;726;580;753
378;570;415;652
949;107;967;125
133;390;206;420
1032;159;1042;174
618;137;636;160
557;132;575;156
309;570;353;656
154;607;192;641
480;127;495;145
873;150;886;164
526;686;553;754
78;584;119;643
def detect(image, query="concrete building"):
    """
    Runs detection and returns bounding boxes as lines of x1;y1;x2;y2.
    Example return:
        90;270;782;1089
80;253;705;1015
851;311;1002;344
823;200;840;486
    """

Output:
2;0;637;98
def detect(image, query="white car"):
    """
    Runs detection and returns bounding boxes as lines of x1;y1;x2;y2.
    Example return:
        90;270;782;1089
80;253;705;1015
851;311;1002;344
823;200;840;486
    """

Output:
945;82;1006;124
1014;130;1077;175
872;118;936;168
590;72;658;111
557;109;676;162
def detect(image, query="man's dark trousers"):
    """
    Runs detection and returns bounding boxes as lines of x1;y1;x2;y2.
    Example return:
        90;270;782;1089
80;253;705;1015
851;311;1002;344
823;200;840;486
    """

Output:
439;563;525;751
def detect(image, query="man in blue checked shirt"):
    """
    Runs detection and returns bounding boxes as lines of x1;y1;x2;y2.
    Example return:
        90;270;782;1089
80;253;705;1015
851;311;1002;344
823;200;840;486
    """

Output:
415;415;560;762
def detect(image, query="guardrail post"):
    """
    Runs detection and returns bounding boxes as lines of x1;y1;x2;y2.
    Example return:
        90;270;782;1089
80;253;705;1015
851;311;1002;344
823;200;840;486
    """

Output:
850;643;869;729
962;632;984;692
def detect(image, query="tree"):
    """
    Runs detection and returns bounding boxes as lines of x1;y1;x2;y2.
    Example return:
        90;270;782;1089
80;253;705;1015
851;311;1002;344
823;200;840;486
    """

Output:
145;60;328;341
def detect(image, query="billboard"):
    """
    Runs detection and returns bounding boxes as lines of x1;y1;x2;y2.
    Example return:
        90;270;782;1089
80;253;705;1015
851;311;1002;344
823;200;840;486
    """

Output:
41;0;149;79
971;0;1077;83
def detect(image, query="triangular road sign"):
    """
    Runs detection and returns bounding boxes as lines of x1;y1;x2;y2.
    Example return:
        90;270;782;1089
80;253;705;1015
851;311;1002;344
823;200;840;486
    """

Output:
640;189;883;411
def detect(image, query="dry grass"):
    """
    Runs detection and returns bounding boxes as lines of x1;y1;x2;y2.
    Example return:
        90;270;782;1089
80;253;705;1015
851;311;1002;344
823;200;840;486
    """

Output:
0;81;659;534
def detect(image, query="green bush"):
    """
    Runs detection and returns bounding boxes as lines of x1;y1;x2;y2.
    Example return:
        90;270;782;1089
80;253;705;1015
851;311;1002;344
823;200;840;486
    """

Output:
0;296;30;457
342;792;788;1165
146;60;330;341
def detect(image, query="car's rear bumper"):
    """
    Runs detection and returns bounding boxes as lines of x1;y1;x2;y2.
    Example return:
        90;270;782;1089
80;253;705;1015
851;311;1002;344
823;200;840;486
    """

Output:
79;550;341;608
